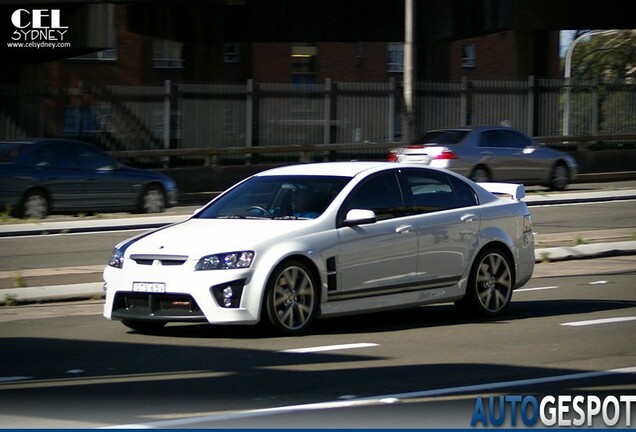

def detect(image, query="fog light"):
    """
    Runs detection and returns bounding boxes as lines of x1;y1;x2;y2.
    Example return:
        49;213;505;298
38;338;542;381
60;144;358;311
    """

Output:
211;280;245;308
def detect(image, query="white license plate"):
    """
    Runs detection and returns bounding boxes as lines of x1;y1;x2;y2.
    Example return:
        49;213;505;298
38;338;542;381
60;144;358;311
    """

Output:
132;282;166;293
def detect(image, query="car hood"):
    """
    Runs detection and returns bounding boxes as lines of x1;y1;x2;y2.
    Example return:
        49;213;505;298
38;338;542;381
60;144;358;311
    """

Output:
126;218;313;258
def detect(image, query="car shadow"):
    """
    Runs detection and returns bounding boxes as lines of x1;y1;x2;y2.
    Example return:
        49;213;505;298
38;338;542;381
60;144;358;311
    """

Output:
119;296;636;339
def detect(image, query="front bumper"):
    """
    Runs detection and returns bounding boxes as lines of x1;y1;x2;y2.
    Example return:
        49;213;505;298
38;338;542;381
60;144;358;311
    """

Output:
103;263;262;325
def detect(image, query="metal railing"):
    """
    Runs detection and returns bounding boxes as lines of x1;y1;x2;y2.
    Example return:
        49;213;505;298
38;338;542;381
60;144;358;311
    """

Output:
1;76;635;153
109;134;636;168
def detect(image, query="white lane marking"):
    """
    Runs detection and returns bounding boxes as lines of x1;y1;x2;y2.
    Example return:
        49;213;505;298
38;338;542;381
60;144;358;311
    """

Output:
280;343;379;354
589;280;609;285
104;366;636;429
516;285;559;292
561;316;636;327
0;376;31;383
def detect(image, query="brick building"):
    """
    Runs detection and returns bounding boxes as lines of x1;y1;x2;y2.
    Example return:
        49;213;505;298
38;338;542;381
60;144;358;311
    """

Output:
42;5;560;89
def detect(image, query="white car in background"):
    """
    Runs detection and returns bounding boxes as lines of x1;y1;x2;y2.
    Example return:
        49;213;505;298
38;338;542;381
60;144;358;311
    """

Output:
104;162;534;335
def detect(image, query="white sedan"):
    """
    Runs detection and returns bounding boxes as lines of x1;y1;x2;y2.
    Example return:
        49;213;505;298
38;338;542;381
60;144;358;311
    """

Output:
104;162;534;335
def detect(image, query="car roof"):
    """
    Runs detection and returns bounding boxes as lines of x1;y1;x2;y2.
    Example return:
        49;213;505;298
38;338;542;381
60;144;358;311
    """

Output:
257;162;396;178
257;161;460;178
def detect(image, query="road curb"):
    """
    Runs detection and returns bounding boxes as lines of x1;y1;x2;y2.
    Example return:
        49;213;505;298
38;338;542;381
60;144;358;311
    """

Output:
2;242;635;306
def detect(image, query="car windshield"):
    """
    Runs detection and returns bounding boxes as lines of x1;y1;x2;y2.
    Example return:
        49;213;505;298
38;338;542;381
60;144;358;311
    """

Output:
195;175;350;220
0;142;29;163
414;130;469;145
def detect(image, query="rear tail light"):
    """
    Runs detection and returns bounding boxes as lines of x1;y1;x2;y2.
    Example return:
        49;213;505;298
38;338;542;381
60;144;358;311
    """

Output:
435;149;458;160
387;151;398;162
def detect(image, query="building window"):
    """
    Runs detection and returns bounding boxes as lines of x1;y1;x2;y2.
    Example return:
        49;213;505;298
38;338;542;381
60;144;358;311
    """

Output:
291;44;317;84
72;48;117;61
153;39;184;68
223;109;236;135
224;43;240;63
462;43;476;68
387;43;404;72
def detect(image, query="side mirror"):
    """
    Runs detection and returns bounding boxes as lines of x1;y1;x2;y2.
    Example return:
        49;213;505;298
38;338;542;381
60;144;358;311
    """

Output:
343;209;377;226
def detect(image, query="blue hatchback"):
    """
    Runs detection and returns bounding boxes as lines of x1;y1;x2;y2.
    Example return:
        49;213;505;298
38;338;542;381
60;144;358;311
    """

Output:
0;138;178;218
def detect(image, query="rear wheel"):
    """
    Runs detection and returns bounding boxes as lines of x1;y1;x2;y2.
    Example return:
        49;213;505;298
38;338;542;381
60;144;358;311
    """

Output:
456;248;513;317
20;190;49;219
549;162;569;191
264;260;318;335
139;185;166;213
469;165;491;183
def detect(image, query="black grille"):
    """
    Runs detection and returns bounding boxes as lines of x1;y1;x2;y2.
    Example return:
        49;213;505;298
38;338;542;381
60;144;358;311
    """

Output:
112;292;205;321
130;254;188;266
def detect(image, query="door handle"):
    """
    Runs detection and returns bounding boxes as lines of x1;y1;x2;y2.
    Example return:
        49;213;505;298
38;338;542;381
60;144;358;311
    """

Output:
461;213;476;223
396;225;415;234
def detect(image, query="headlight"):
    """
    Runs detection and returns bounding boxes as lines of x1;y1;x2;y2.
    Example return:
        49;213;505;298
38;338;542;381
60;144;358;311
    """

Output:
108;247;125;269
195;251;255;271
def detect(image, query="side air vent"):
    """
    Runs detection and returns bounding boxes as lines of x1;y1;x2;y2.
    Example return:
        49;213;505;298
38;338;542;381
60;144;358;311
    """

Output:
326;257;337;291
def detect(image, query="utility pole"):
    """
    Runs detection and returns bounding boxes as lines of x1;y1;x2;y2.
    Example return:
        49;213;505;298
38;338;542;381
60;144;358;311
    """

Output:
403;0;415;145
562;29;618;136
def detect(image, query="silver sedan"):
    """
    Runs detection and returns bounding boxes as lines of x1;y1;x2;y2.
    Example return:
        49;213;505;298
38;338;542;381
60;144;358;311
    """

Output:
104;162;534;335
388;126;578;190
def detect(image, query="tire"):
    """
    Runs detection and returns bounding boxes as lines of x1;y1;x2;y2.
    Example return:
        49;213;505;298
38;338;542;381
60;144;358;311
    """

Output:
456;248;513;317
469;165;491;183
549;162;569;191
20;190;49;219
121;319;166;333
139;185;166;213
264;260;318;335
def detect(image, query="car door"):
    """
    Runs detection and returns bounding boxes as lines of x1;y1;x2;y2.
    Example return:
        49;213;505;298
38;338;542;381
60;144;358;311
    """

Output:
76;143;139;210
32;141;86;211
335;170;419;298
478;130;519;181
400;168;480;285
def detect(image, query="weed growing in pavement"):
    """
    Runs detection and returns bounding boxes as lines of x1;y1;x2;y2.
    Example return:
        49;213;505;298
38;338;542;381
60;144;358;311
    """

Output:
3;294;18;306
574;234;587;246
12;272;27;288
539;251;551;263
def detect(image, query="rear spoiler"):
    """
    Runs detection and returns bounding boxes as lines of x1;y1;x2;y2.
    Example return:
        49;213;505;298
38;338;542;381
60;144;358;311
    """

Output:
477;182;526;201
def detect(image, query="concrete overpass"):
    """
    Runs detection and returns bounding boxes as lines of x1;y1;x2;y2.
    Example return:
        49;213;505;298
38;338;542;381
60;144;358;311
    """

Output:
2;0;635;80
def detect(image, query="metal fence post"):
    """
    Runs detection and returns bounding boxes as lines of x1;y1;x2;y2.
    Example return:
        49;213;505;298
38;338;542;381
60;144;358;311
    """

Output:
527;75;535;136
460;77;469;125
388;77;396;142
246;79;253;165
163;79;171;168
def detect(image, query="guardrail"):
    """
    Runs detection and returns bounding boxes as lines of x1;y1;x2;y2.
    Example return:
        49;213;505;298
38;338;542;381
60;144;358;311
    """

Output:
109;134;636;167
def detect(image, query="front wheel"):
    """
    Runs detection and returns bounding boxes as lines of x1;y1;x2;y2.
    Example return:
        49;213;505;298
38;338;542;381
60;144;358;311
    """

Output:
264;260;318;335
456;248;513;317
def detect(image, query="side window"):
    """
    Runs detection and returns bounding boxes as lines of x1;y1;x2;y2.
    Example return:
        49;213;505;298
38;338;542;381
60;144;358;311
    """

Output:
449;175;478;208
34;143;77;168
501;130;531;149
342;171;404;221
78;145;115;170
402;169;457;214
479;130;506;148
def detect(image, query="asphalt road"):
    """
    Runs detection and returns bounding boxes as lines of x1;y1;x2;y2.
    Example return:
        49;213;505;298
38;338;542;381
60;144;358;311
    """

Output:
0;270;634;428
1;199;634;273
0;181;635;428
